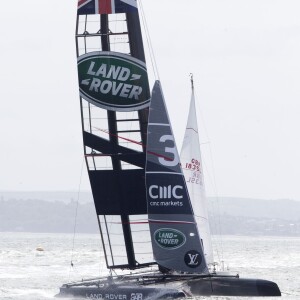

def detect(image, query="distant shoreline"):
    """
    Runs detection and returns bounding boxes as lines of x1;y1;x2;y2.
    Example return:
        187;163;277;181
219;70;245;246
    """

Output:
1;195;299;236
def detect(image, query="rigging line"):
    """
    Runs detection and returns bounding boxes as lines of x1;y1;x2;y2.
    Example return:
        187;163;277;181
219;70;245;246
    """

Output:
193;81;225;262
138;0;160;81
148;219;196;225
206;143;225;263
96;127;142;146
103;221;149;225
201;149;223;264
84;15;88;54
94;126;174;161
192;80;224;264
68;156;85;282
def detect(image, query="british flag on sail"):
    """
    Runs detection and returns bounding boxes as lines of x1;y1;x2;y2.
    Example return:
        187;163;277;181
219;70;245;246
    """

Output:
78;0;137;15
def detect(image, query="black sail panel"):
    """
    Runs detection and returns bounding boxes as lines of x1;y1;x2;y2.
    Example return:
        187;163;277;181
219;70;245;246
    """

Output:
146;81;209;274
89;169;147;215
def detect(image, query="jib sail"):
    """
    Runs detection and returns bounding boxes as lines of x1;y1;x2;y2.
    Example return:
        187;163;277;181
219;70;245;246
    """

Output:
145;81;209;274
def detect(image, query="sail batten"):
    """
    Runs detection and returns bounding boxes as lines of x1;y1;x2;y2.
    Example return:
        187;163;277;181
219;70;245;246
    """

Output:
146;171;183;175
149;220;196;225
148;123;170;126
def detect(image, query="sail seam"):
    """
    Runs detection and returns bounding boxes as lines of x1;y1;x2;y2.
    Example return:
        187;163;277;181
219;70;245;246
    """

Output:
186;127;198;133
146;171;183;175
148;219;195;225
148;123;170;126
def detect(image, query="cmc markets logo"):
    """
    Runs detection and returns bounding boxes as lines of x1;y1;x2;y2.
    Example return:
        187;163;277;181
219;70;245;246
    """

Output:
184;250;202;268
154;228;186;250
77;51;150;111
149;185;183;199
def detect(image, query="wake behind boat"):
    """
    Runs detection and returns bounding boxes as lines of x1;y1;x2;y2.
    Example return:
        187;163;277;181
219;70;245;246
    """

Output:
57;0;281;298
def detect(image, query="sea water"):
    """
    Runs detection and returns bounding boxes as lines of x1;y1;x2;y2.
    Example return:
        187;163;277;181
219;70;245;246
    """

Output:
0;233;299;300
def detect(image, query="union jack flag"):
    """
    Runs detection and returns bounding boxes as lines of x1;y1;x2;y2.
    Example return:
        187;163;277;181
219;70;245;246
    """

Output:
78;0;138;15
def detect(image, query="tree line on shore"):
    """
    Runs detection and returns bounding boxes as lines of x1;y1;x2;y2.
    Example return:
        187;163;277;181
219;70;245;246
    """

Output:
1;196;299;236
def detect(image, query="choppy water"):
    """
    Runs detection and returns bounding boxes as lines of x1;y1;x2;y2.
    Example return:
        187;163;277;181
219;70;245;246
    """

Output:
0;233;299;299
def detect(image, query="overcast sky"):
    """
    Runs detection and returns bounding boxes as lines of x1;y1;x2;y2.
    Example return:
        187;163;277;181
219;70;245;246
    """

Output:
0;0;299;201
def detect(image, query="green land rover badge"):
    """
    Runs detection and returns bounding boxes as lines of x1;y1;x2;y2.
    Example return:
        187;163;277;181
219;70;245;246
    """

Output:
154;228;186;250
77;51;150;111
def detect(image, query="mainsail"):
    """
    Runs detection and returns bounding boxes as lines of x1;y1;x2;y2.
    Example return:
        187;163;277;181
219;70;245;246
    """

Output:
146;81;209;274
76;0;154;270
180;78;214;265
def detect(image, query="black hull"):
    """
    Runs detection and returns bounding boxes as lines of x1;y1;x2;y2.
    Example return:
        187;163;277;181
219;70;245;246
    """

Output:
57;285;185;299
57;274;281;298
188;277;281;297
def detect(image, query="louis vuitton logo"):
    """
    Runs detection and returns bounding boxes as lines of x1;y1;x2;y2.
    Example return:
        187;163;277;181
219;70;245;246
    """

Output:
187;253;199;265
184;250;202;268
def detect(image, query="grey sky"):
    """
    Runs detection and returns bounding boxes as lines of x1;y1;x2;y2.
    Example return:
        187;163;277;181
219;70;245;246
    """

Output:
0;0;299;200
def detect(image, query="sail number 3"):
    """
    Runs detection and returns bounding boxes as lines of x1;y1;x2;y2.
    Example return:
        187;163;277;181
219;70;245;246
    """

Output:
158;135;179;167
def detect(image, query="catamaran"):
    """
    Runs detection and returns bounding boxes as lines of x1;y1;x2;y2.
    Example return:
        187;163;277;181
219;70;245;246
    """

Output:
57;0;281;298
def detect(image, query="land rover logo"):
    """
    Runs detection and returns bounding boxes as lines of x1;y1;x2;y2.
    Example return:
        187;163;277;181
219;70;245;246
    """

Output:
154;228;186;249
77;51;150;111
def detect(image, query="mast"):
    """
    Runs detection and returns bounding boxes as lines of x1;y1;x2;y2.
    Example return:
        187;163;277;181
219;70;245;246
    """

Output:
76;1;153;270
190;73;194;90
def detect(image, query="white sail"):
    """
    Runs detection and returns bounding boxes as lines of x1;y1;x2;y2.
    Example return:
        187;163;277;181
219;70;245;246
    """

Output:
180;80;214;266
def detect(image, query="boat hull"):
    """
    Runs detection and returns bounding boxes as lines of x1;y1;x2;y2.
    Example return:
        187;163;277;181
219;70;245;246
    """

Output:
187;277;281;296
57;275;281;298
57;285;185;299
